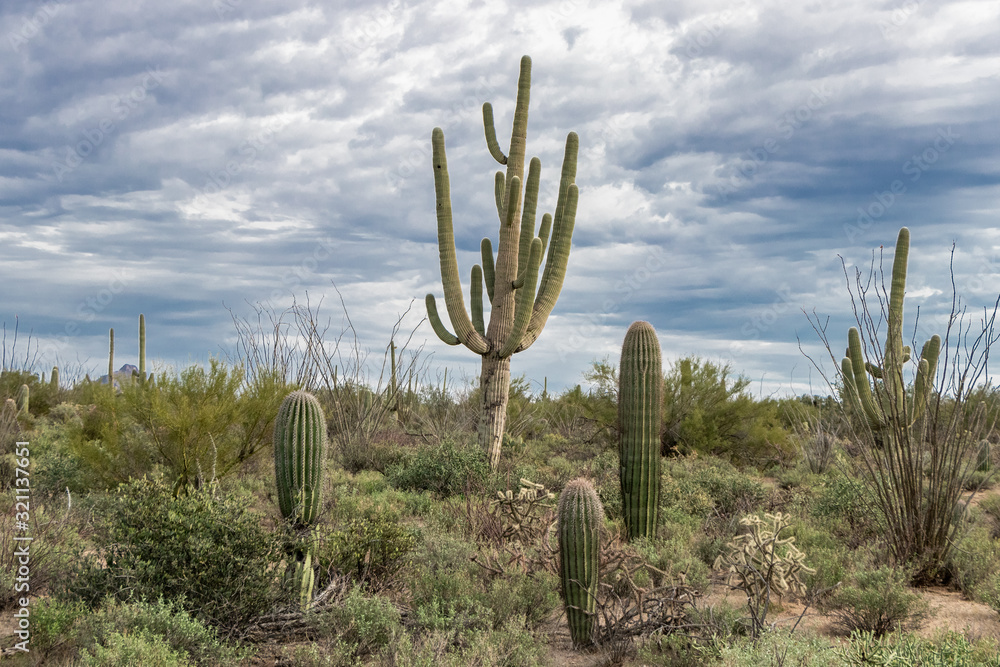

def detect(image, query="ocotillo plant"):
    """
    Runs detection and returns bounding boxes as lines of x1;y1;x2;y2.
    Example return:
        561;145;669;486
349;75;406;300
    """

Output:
619;321;662;540
273;390;327;527
841;227;940;432
425;55;580;469
558;478;602;648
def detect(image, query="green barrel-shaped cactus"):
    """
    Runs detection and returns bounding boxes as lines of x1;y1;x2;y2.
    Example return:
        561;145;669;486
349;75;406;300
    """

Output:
273;390;327;527
618;321;662;541
558;478;603;648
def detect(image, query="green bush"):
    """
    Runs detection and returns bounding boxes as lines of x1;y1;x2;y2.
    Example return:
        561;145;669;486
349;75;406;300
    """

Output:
304;587;402;662
79;629;189;667
828;565;929;637
662;357;796;466
68;361;288;491
323;508;418;591
385;439;490;498
840;629;1000;666
66;477;283;636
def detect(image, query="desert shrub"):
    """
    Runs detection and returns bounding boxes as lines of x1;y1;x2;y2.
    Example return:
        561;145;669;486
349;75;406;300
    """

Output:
0;493;80;609
662;357;795;466
947;522;1000;601
323;508;418;592
68;361;288;491
385;438;490;498
828;565;929;637
840;629;1000;666
811;475;882;546
65;476;283;636
708;629;841;666
78;630;189;667
303;587;402;662
27;597;88;662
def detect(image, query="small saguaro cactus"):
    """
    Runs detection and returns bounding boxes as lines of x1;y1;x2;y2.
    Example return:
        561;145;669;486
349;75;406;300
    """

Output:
16;384;29;414
50;366;59;392
425;55;580;469
273;390;327;527
619;321;663;541
558;478;603;648
841;227;940;434
977;439;993;472
138;313;146;385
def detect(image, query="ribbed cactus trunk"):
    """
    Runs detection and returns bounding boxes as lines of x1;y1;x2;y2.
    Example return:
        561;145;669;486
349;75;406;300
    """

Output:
480;354;511;469
558;478;603;648
619;321;663;541
273;390;327;527
273;390;327;610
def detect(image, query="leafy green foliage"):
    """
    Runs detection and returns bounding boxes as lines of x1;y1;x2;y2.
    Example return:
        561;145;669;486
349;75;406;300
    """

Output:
385;438;490;498
829;565;929;637
66;477;283;636
663;357;795;465
67;361;288;491
324;508;418;591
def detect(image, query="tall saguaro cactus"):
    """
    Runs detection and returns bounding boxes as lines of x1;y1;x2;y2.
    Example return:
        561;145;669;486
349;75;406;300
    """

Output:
425;55;580;469
619;321;663;540
558;478;603;648
842;227;940;432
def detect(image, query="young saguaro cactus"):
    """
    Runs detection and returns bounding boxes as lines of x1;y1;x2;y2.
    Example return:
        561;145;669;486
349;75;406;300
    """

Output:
619;321;663;541
425;55;580;470
558;478;603;648
273;390;327;527
841;228;941;432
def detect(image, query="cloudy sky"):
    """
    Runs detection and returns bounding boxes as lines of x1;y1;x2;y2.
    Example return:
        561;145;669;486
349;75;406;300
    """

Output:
2;0;999;398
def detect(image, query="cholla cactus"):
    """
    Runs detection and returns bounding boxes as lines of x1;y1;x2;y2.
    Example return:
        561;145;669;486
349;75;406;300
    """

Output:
558;478;603;648
714;512;815;635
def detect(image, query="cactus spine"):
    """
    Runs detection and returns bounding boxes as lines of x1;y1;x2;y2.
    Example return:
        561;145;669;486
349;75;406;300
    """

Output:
558;478;603;648
842;228;940;432
273;390;327;527
618;321;663;541
425;55;580;470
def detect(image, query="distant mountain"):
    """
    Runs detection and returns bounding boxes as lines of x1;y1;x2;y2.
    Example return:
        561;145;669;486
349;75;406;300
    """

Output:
98;364;140;387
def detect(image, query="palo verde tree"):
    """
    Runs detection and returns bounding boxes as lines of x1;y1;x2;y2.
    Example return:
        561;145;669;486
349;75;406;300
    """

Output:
425;55;580;469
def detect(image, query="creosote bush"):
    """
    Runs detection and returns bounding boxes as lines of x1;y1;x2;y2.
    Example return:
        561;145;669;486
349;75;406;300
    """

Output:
65;476;284;637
